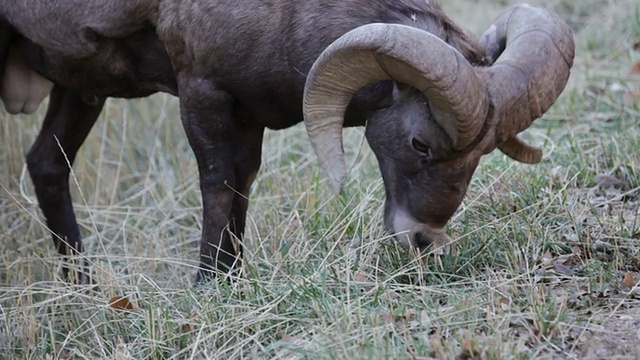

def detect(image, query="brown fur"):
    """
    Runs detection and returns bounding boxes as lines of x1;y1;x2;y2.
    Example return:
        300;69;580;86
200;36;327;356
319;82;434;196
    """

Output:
1;0;158;58
154;0;487;282
4;0;490;283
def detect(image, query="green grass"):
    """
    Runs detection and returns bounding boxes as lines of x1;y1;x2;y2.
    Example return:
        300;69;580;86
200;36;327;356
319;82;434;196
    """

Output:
2;0;640;358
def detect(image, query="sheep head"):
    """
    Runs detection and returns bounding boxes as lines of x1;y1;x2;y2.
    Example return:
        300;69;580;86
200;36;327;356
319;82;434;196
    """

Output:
303;4;575;249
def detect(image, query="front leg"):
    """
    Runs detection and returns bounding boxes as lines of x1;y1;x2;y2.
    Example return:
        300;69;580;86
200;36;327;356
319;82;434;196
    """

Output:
227;123;264;260
194;122;264;283
178;76;245;282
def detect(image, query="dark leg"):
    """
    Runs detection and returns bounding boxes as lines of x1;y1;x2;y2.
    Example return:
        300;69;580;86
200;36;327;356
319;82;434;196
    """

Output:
26;85;105;283
228;123;264;259
0;20;13;84
197;123;263;283
177;75;264;283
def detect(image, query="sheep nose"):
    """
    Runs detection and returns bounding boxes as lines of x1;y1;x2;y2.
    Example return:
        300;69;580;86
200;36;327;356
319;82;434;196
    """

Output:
388;208;452;251
394;230;452;252
413;232;432;250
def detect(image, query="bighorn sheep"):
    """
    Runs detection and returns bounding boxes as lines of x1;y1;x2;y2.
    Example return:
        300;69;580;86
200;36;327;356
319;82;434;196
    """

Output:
1;1;574;284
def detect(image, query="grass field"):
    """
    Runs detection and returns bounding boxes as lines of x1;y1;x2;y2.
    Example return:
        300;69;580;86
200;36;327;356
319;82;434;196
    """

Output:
2;0;640;358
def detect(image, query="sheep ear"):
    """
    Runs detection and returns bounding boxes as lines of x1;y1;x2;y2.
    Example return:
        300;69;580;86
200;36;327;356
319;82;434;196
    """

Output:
391;82;412;100
349;81;394;112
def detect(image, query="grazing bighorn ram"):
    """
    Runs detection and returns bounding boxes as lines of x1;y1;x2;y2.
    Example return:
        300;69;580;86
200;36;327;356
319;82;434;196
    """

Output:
1;1;574;283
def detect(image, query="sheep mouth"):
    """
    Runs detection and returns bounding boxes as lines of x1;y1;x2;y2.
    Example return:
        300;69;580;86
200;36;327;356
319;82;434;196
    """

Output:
387;208;452;252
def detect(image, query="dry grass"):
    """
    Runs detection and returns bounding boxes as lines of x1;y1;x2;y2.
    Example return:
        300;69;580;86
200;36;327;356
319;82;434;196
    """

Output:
2;0;640;358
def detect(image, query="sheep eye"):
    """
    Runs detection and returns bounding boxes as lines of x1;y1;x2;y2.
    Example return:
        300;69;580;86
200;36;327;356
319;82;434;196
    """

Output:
411;137;431;157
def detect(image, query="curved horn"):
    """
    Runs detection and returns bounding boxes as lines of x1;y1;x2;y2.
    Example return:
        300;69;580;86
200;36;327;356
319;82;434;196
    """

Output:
303;24;489;194
480;4;575;163
499;137;542;164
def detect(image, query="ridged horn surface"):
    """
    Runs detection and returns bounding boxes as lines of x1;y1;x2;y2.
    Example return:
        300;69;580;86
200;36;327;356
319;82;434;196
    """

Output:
304;23;488;193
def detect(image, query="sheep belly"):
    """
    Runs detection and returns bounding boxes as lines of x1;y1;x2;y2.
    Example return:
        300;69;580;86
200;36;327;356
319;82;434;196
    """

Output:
0;45;52;114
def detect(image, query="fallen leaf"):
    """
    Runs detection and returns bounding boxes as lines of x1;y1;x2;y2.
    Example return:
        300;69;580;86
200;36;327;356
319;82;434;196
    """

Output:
609;82;626;92
553;261;574;276
534;273;543;283
591;285;615;299
623;271;636;289
420;310;431;327
108;296;134;313
497;297;511;310
381;312;394;324
595;174;625;189
592;240;613;251
572;245;583;256
561;233;579;243
46;349;72;360
354;272;368;282
282;333;296;343
568;290;589;308
623;90;640;106
459;337;477;360
541;250;553;266
584;112;616;122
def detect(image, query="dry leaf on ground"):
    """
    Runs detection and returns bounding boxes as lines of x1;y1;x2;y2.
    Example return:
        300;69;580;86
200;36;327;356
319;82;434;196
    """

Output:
622;271;636;289
595;174;625;189
108;296;134;313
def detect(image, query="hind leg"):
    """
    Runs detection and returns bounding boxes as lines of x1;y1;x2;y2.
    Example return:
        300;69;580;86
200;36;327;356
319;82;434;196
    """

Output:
0;19;12;83
26;84;105;283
